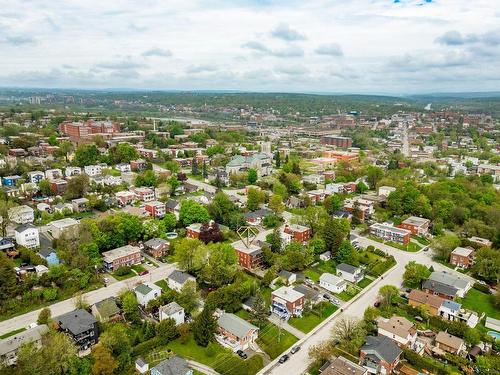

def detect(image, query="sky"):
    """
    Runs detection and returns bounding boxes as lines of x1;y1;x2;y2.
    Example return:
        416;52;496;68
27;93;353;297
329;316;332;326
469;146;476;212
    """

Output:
0;0;499;94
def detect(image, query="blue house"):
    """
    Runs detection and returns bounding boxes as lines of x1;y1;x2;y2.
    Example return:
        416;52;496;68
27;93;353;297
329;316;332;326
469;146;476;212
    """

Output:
2;175;21;187
38;247;59;266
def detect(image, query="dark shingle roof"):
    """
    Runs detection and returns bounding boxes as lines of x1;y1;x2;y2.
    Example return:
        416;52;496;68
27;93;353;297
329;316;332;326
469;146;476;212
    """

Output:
336;263;358;274
422;280;458;297
361;336;402;364
56;309;97;335
38;247;56;257
168;270;194;285
152;355;190;375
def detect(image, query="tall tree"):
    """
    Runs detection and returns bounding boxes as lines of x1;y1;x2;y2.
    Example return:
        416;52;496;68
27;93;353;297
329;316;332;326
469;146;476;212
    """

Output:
403;261;431;288
176;280;200;314
335;240;355;264
246;188;264;211
268;194;285;215
191;158;199;175
247;168;258;184
274;151;281;168
74;144;100;167
330;317;366;353
121;291;140;323
378;285;399;307
37;307;51;325
366;166;384;189
323;218;350;254
91;344;117;375
0;252;17;300
173;238;207;273
179;200;210;226
192;306;217;347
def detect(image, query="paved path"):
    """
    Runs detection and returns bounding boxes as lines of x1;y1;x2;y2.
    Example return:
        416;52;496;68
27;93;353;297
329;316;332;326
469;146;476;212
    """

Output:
269;314;306;339
0;263;177;335
187;360;221;375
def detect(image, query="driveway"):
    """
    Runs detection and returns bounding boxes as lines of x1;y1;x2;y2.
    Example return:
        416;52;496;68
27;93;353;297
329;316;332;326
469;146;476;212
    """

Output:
269;314;306;339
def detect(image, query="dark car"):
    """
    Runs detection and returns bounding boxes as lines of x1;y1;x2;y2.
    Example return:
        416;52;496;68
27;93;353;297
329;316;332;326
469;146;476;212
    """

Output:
278;355;289;364
236;350;247;359
290;346;301;354
139;270;149;276
323;294;331;301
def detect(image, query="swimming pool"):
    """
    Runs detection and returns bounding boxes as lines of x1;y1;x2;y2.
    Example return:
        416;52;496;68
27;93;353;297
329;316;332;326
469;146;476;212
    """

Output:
487;331;500;340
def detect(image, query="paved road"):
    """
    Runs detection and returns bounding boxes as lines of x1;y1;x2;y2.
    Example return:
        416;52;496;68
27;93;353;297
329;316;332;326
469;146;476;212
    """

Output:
0;263;177;336
258;235;476;375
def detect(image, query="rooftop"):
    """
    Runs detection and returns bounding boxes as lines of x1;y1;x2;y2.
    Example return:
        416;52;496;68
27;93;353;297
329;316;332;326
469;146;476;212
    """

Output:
217;312;258;339
272;286;304;302
102;244;140;263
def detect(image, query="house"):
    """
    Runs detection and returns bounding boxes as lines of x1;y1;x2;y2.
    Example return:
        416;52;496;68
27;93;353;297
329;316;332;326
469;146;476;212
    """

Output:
135;357;149;374
34;264;49;276
485;317;500;332
243;208;272;226
277;270;297;285
336;263;364;284
72;198;89;213
183;182;199;194
320;356;368;375
36;202;51;213
50;179;68;195
84;164;103;176
48;217;80;239
27;171;45;184
231;240;263;269
102;245;142;272
370;223;411;245
8;205;35;224
319;273;347;293
186;223;203;239
450;247;475;268
427;271;472;298
159;302;185;325
45;168;63;181
398;216;430;236
134;282;162;307
65;166;82;177
0;237;15;253
344;198;375;222
0;324;49;366
115;190;135;205
319;251;331;261
2;175;21;187
293;284;322;305
216;312;259;351
282;224;311;245
435;331;466;355
408;289;445;316
438;300;479;328
302;174;325;185
376;316;417;348
378;186;396;198
38;247;59;265
271;286;305;320
144;201;166;218
116;163;132;173
144;238;169;258
54;309;99;351
422;279;458;300
307;189;327;203
54;202;73;214
225;153;273;177
133;187;155;202
14;224;40;249
167;270;196;292
468;236;492;248
91;297;121;323
359;336;402;375
130;159;148;171
150;356;192;375
165;199;181;214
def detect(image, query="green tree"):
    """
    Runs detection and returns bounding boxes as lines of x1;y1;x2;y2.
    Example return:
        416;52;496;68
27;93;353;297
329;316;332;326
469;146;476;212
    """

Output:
74;144;100;167
366;166;384;189
335;240;355;264
135;170;158;187
330;316;366;353
65;173;90;199
191;158;199;175
323;217;350;254
179;200;210;226
122;291;140;323
167;176;180;196
163;212;177;232
173;238;207;273
99;324;132;372
274;151;281;168
272;181;288;200
250;292;268;327
269;194;285;215
110;143;139;164
323;195;343;215
282;241;311;271
0;252;17;300
247;168;258;184
403;261;431;288
38;179;53;197
37;307;51;325
0;200;15;236
473;247;500;283
91;344;117;375
431;234;461;261
266;228;283;252
246;187;264;211
57;140;73;162
192;306;217;347
356;181;368;194
378;285;399;307
202;243;237;287
156;318;179;342
176;280;200;314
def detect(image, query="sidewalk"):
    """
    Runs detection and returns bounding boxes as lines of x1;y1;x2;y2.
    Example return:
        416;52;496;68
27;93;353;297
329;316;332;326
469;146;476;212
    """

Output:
268;314;306;339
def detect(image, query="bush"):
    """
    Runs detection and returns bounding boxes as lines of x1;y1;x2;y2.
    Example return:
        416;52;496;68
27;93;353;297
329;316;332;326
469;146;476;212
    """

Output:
132;337;162;357
473;282;491;294
115;266;132;276
42;288;58;301
403;349;449;375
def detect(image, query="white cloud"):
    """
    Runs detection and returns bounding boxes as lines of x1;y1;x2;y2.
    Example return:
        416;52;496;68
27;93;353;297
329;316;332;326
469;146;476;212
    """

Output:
0;0;498;93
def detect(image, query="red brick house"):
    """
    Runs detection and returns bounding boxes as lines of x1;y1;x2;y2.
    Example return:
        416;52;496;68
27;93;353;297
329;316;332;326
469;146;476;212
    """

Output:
271;286;305;319
283;224;311;244
50;179;68;195
143;238;169;258
186;223;202;239
398;216;430;236
102;245;141;272
231;240;262;269
130;159;148;171
449;247;475;268
133;187;155;202
144;201;166;218
216;312;259;351
115;191;135;205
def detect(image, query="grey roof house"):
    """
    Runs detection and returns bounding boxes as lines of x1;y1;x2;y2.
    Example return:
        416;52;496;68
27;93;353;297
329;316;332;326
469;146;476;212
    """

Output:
151;356;192;375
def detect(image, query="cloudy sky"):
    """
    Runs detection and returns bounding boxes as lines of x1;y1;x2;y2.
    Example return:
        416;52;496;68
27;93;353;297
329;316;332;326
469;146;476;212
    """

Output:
1;0;499;94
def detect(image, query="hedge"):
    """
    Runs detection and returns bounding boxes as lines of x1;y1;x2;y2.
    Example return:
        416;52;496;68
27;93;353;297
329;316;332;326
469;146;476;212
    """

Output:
132;337;162;357
473;282;491;294
403;349;449;375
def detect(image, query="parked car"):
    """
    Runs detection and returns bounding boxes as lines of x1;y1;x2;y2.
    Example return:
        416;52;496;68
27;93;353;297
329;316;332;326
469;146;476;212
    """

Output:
323;293;331;301
236;350;248;359
290;346;301;354
139;270;149;276
278;354;289;364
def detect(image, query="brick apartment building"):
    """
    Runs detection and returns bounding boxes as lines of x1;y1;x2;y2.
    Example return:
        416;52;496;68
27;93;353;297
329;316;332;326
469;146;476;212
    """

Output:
59;120;120;140
144;201;166;218
102;245;142;272
370;223;411;245
323;150;359;162
398;216;430;236
231;240;263;269
320;135;353;148
449;247;475;268
283;224;311;244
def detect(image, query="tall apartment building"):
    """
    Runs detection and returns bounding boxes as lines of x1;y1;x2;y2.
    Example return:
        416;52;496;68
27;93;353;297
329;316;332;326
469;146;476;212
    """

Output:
320;135;353;148
59;120;120;140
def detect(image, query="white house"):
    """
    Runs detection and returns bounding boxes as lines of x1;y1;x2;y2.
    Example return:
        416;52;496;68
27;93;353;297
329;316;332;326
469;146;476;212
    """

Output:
45;168;63;181
376;316;417;348
116;163;131;173
438;300;479;328
428;271;472;298
167;270;196;292
378;186;396;197
8;205;35;224
134;283;162;307
84;165;103;176
159;302;185;325
319;273;347;294
65;167;82;177
14;224;40;249
27;171;45;184
336;263;364;283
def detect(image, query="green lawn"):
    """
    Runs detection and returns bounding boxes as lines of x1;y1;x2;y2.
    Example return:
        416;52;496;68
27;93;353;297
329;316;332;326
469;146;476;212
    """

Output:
0;327;26;339
235;310;298;359
460;289;500;320
155;279;170;291
368;236;421;252
131;264;147;273
357;277;374;289
305;260;336;282
166;334;228;366
304;269;320;282
111;269;135;281
289;302;337;333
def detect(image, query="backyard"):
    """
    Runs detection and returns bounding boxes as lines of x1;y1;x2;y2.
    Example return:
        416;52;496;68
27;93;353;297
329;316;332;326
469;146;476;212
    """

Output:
459;288;500;320
288;302;337;333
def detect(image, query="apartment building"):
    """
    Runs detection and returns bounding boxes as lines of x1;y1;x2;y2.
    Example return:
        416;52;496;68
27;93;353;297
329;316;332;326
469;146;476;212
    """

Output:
102;245;142;272
370;223;411;245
